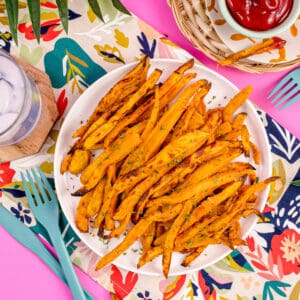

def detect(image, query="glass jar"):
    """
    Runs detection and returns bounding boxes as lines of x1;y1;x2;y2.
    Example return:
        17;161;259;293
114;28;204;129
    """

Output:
0;49;41;146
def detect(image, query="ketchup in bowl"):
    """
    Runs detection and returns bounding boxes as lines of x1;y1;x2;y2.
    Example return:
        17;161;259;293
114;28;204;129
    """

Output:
225;0;294;31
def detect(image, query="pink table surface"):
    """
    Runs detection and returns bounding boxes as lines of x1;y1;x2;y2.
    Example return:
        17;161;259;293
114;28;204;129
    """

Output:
1;2;299;300
0;227;111;300
121;0;300;140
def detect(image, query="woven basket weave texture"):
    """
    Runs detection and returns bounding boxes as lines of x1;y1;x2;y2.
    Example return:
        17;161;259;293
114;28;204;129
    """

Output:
168;0;300;73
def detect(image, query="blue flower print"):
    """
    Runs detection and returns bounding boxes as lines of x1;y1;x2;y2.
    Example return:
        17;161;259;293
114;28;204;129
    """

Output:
137;290;152;300
10;202;32;224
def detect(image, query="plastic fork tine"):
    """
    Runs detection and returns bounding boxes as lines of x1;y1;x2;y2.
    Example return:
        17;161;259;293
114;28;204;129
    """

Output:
269;79;295;104
31;169;50;202
267;75;292;99
25;170;43;206
280;93;300;111
268;68;300;111
274;85;298;107
37;167;56;200
21;172;36;206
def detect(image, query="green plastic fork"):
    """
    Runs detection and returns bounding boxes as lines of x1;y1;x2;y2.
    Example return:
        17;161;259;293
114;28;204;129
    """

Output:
21;168;86;300
267;68;300;111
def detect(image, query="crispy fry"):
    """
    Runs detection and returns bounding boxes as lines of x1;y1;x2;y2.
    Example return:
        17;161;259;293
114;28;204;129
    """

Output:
241;125;251;157
60;152;73;174
172;81;210;138
73;55;150;139
120;80;207;175
199;110;222;144
82;69;162;150
75;125;142;194
104;164;118;231
137;246;163;269
218;38;286;66
75;191;93;233
182;148;243;187
223;86;253;122
163;200;193;277
104;72;196;148
232;112;247;129
141;222;156;250
150;141;232;198
141;86;160;140
86;179;105;218
113;131;209;221
181;246;207;266
147;168;255;208
181;181;243;232
250;141;261;164
95;218;153;271
68;149;91;175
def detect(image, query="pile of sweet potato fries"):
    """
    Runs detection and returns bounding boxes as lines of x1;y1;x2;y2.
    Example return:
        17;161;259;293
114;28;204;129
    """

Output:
60;56;277;277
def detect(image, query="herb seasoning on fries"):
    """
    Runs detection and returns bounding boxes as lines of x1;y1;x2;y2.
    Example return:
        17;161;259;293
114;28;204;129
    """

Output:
61;56;277;277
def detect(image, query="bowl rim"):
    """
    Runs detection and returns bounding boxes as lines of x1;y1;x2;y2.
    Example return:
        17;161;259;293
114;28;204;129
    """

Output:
218;0;300;39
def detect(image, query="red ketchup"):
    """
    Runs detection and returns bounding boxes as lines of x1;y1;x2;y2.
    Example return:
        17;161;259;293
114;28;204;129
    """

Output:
225;0;294;31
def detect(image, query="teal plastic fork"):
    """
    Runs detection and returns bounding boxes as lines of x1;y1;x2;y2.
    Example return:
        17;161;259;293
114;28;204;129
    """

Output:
267;68;300;111
21;168;86;300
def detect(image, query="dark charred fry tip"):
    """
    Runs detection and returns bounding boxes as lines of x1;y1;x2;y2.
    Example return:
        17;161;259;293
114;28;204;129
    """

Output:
265;176;280;183
71;188;89;197
249;164;256;170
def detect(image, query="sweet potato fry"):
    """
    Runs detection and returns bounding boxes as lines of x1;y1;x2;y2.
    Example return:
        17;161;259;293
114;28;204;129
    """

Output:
141;222;156;250
120;80;207;175
182;148;243;187
73;55;150;139
68;149;91;175
241;125;251;157
101;164;118;231
82;69;162;150
142;86;160;140
113;131;209;221
181;245;207;266
163;200;193;277
147;168;255;208
218;38;286;66
60;152;74;174
75;125;141;195
222;86;253;122
75;191;93;233
250;141;261;164
232;112;247;129
171;81;210;138
86;179;105;218
150;141;232;198
137;246;163;269
181;181;243;232
104;72;196;148
95;218;153;271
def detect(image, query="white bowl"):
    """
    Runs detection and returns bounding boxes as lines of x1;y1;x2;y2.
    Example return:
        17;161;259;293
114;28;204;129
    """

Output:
218;0;300;39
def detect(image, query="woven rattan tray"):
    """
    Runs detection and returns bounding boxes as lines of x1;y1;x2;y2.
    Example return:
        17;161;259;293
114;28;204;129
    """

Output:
168;0;300;73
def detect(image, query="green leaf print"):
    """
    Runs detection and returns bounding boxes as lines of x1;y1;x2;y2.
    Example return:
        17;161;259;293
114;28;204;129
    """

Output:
44;38;106;93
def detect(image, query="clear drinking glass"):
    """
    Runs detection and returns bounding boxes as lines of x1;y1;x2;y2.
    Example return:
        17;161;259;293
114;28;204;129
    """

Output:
0;49;41;146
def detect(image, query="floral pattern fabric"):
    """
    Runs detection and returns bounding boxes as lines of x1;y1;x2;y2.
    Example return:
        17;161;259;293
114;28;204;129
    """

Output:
0;1;299;299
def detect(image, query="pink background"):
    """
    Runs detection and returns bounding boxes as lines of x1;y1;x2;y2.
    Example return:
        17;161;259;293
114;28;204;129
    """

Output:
1;1;299;299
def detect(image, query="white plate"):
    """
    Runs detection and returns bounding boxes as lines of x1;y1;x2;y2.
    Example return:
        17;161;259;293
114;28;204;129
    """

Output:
205;0;300;64
54;59;272;276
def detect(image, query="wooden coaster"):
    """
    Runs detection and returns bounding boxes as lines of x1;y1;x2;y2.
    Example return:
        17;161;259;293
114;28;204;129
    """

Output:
0;58;59;163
